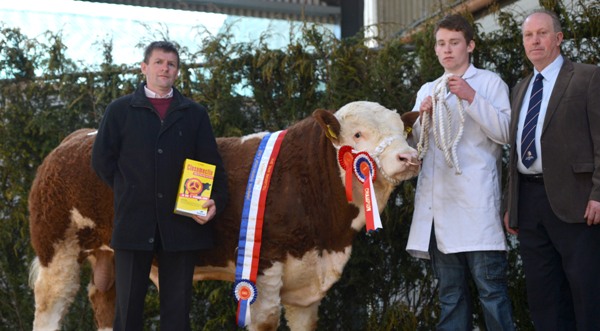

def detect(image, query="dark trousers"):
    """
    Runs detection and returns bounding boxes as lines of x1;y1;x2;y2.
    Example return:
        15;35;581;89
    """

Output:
113;248;198;331
517;179;600;331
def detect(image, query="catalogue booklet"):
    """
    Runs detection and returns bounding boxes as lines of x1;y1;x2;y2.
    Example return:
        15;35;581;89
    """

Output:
174;159;216;217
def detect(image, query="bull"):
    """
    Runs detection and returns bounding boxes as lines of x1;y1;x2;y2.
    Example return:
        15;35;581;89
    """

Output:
28;101;420;330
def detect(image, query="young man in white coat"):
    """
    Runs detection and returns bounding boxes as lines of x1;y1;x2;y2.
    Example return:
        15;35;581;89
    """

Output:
406;14;514;330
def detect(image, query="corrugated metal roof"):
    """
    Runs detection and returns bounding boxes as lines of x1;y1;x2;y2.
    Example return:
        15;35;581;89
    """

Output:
375;0;516;42
77;0;341;24
76;0;521;41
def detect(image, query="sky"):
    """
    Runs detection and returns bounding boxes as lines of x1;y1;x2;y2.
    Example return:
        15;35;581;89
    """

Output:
0;0;338;66
0;0;227;65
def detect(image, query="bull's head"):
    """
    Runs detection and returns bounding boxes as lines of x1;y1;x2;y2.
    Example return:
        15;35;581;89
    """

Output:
313;101;420;187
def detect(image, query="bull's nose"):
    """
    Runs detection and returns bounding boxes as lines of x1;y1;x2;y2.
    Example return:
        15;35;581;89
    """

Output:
398;152;420;166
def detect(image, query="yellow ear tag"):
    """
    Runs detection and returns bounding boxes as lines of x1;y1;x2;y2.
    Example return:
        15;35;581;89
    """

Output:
404;126;412;138
326;125;338;140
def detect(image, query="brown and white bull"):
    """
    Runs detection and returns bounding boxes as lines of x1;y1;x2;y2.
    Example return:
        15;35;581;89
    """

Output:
28;101;419;331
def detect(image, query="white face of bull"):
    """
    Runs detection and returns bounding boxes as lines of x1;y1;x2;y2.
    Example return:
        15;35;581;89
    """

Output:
334;101;420;187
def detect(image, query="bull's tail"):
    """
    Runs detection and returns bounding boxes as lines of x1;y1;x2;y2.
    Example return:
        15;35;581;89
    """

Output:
29;256;41;290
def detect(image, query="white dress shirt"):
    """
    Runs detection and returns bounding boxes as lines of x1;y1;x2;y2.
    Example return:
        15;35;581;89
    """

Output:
516;55;564;174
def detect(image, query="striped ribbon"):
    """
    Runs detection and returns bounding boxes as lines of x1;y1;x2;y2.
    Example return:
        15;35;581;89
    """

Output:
234;130;287;327
363;170;382;232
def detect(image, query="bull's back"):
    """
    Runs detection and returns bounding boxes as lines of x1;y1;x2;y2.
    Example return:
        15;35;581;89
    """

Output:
29;129;113;266
200;121;357;274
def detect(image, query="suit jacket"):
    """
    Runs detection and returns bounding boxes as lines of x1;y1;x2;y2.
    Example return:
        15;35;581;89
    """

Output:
507;59;600;227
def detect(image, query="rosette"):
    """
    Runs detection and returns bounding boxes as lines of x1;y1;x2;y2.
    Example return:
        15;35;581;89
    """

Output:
337;145;355;170
233;279;258;304
338;145;355;202
353;151;377;183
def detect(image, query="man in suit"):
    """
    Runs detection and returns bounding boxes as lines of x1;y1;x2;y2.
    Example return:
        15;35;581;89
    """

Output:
92;41;228;330
504;9;600;330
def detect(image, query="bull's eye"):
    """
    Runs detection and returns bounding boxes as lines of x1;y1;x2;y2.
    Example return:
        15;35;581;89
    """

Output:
354;132;361;139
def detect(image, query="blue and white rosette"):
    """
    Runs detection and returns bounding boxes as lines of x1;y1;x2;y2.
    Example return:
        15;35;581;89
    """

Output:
353;152;382;233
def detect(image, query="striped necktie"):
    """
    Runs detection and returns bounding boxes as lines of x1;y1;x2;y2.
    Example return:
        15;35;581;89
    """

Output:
521;73;544;168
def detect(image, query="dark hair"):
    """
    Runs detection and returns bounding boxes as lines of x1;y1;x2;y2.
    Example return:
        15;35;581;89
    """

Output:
434;14;474;44
143;41;180;68
523;9;562;34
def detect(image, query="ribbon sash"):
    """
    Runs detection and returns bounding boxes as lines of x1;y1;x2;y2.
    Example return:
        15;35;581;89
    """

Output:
234;130;287;327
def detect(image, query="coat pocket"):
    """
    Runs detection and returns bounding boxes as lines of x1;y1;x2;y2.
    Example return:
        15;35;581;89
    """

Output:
572;162;594;173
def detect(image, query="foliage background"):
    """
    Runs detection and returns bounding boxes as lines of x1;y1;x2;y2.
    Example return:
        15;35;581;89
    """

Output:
0;0;598;330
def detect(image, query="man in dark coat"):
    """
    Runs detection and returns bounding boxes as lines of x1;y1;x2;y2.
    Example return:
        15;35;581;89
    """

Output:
504;9;600;330
92;41;228;331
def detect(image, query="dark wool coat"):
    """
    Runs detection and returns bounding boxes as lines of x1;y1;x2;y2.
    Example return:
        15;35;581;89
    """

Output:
91;83;228;251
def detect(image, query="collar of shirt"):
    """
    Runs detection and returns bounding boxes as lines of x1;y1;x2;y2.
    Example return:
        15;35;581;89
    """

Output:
460;63;476;80
516;55;564;174
144;85;174;99
535;54;563;85
442;63;476;80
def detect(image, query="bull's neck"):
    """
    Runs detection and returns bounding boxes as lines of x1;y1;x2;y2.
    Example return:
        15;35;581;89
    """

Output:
298;118;361;250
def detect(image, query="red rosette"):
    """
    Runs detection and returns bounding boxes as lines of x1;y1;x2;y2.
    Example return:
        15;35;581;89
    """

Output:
233;279;258;304
353;152;377;183
337;145;355;170
338;145;356;202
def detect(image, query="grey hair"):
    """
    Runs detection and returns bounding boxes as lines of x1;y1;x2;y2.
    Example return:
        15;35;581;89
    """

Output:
523;9;563;34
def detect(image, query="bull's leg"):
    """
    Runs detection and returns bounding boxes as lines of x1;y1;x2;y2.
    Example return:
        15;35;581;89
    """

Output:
31;254;81;331
87;282;115;331
283;302;320;331
149;264;160;290
87;247;116;331
31;211;93;331
248;262;284;331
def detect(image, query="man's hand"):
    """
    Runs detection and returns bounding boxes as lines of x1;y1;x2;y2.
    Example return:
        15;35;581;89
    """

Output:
419;96;433;122
191;199;217;225
584;200;600;225
503;211;518;235
447;75;475;104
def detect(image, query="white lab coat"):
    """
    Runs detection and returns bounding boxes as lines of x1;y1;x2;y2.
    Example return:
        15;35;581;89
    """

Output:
406;64;510;259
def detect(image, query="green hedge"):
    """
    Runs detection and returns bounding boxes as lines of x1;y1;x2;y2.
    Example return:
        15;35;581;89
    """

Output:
0;1;598;330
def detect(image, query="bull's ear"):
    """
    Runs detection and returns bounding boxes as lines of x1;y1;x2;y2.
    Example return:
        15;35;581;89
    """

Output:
313;109;341;144
400;111;419;138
